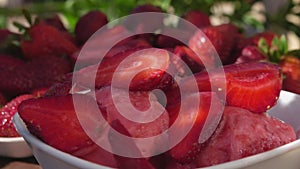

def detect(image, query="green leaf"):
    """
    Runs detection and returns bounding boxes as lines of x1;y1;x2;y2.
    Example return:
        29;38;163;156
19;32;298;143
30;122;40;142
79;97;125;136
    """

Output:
258;38;269;55
22;9;33;26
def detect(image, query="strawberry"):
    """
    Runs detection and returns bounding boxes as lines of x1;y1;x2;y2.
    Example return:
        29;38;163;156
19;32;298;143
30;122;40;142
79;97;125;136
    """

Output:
189;23;239;65
96;86;169;138
108;119;156;169
21;22;77;60
181;62;282;113
18;94;117;167
71;25;136;67
235;45;267;64
155;28;192;48
280;54;300;94
0;94;33;137
75;47;171;91
0;54;24;67
172;46;207;75
168;92;223;164
125;4;164;32
43;14;67;31
75;10;108;44
196;106;296;167
247;31;278;47
0;55;72;96
178;10;211;30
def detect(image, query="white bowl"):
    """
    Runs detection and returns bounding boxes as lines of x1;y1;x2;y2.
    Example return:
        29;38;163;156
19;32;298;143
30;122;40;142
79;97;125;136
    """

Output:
13;90;300;169
0;136;32;158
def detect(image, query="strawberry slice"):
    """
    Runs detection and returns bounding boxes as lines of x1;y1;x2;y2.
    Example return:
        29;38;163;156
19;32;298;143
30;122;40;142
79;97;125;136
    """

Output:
75;47;171;91
181;62;282;113
18;94;117;167
168;92;223;164
108;119;156;169
96;86;169;138
1;94;33;137
196;106;296;167
173;46;207;75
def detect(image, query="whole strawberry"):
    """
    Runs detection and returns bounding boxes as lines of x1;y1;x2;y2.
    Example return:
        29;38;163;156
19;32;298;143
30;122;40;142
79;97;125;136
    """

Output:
189;23;239;65
280;54;300;94
21;22;77;60
178;10;211;30
0;94;34;137
0;55;72;96
75;10;108;44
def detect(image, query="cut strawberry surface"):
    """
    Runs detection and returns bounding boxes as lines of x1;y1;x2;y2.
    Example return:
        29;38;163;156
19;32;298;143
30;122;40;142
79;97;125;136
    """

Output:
168;92;223;164
181;62;282;113
96;86;169;138
18;94;117;167
196;106;296;167
75;48;170;91
1;94;33;137
109;119;156;169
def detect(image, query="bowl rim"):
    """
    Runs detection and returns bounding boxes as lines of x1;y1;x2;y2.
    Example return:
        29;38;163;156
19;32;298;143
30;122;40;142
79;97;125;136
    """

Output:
0;136;25;143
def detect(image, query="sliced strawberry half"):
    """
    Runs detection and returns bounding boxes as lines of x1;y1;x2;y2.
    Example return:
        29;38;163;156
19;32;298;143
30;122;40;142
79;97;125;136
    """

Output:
168;92;223;164
18;94;117;167
1;94;33;137
181;62;282;113
75;47;171;91
108;119;156;169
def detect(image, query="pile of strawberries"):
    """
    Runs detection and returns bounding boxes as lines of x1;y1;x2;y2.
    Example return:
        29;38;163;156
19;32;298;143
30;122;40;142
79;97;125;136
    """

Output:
0;4;299;168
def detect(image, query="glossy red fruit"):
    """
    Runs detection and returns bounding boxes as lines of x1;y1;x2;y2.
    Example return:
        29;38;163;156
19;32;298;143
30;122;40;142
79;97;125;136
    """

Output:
0;94;33;137
21;22;77;60
18;94;117;167
155;28;192;48
247;31;278;47
235;45;267;64
181;62;282;113
71;25;136;67
43;14;67;31
173;46;207;75
189;23;239;65
168;92;223;164
196;106;296;167
0;54;24;67
178;10;211;30
0;55;72;96
280;55;300;94
75;48;171;91
124;4;164;33
75;10;108;44
108;120;156;169
96;86;169;138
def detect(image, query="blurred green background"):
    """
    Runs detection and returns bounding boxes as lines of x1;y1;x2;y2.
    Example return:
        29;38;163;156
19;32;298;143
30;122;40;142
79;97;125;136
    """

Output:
1;0;300;48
